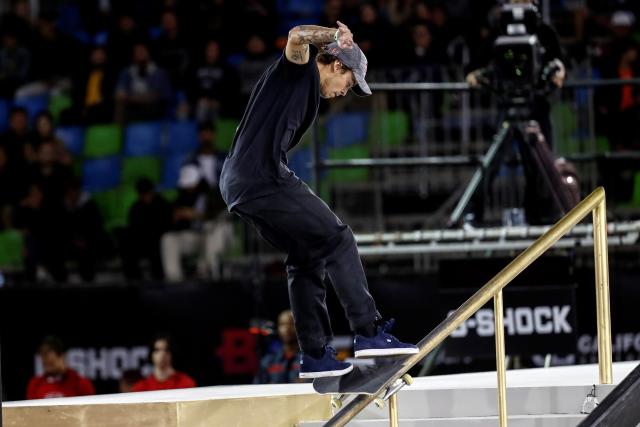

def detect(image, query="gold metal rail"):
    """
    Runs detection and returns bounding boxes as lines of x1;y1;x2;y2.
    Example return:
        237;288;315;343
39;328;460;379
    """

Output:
326;187;612;426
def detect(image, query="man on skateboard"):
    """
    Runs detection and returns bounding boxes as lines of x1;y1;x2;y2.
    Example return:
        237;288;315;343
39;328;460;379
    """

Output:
219;22;418;379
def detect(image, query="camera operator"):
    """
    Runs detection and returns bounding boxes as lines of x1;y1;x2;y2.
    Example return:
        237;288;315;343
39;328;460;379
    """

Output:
466;0;565;147
456;0;578;226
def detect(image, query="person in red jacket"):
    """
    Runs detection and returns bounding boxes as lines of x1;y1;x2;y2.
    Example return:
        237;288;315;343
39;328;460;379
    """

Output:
132;334;196;392
27;336;95;399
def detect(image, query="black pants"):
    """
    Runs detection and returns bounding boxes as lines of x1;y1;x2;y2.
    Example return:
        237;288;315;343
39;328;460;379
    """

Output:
232;179;379;353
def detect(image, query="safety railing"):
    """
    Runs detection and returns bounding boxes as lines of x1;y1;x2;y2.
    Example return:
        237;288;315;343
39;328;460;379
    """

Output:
324;186;612;427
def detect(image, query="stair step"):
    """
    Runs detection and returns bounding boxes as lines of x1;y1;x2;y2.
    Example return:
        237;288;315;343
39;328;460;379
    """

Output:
301;413;586;427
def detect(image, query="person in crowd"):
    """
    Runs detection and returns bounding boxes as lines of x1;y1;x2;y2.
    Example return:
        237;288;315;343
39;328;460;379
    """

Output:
161;161;231;282
28;140;73;207
0;28;31;98
15;182;65;281
60;177;110;282
27;111;71;165
132;334;196;392
188;40;238;122
0;106;31;171
0;145;25;213
237;34;276;105
29;11;82;83
119;369;143;393
118;177;172;280
351;2;389;66
107;13;143;71
152;9;190;89
0;0;34;47
27;336;95;399
72;46;117;124
114;42;172;123
254;310;304;384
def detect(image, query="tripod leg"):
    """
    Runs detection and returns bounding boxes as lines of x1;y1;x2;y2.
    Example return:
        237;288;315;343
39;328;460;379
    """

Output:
449;123;512;226
519;121;576;221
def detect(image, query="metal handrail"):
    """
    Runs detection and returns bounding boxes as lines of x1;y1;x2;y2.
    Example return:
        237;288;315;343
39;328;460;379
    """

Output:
325;187;612;427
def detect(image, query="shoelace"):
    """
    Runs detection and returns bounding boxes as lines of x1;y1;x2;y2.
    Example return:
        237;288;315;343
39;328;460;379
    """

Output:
324;345;338;358
380;318;396;334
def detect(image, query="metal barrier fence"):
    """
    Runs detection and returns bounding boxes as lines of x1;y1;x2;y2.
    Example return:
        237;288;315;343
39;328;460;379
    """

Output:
306;73;640;231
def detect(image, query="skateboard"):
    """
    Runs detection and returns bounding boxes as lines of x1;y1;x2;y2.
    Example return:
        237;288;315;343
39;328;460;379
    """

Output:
312;357;414;409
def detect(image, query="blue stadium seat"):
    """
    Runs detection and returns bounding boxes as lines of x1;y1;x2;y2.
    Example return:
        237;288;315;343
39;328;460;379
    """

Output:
82;156;121;192
325;112;370;148
123;121;164;156
287;147;313;182
161;153;189;189
0;99;11;132
166;121;199;154
55;126;85;156
14;94;49;122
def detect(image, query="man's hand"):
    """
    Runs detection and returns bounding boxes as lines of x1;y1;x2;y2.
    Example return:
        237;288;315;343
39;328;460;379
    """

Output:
286;24;352;65
336;21;353;49
551;60;566;88
466;71;480;87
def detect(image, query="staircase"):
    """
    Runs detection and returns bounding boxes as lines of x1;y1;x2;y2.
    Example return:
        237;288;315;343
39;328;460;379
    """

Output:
300;361;639;427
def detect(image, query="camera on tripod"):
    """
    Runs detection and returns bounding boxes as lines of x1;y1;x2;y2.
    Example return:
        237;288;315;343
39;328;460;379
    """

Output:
489;2;561;110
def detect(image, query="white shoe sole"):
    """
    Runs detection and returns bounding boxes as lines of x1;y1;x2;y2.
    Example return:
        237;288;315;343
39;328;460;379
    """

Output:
354;347;419;358
299;364;354;379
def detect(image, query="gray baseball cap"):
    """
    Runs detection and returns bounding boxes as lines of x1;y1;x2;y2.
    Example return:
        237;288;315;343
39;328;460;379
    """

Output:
322;42;372;97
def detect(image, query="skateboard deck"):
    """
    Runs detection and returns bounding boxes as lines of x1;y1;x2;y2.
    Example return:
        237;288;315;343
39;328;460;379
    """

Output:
313;356;410;395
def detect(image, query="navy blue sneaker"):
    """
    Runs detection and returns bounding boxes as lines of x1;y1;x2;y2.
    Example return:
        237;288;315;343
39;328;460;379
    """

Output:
299;346;353;379
354;319;419;358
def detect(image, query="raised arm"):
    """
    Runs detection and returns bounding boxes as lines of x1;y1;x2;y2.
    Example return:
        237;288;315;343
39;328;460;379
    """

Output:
286;21;354;65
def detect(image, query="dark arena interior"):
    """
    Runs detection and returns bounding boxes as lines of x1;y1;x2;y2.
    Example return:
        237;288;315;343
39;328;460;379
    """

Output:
0;1;639;426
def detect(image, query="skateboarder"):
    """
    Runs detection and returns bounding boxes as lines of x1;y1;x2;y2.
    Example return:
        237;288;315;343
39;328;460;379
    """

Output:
220;22;418;379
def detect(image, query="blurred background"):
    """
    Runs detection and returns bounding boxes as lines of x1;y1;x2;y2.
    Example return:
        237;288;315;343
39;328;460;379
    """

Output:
0;0;639;402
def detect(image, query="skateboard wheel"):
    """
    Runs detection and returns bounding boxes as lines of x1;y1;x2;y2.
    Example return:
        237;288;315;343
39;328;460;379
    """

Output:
331;396;343;409
374;398;385;408
402;374;413;386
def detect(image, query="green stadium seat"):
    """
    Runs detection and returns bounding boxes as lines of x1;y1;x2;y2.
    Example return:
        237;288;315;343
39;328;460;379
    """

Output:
122;157;162;185
327;144;370;183
369;111;409;145
161;188;178;202
632;172;640;207
93;186;138;230
49;93;73;123
0;229;24;270
216;118;240;151
84;124;122;158
595;136;610;154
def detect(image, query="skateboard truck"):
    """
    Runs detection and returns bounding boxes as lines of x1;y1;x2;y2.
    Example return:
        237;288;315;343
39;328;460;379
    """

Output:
329;374;413;412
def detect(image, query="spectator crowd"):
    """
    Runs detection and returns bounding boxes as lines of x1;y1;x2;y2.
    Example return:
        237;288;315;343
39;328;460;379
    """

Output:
0;0;638;283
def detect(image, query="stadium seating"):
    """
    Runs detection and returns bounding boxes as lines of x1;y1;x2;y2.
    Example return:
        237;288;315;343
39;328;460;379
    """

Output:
55;126;85;156
166;121;199;154
325;112;369;148
370;111;409;145
14;94;49;122
122;157;162;185
0;98;11;132
216;118;240;151
82;156;121;191
0;229;24;270
48;94;73;123
123;121;164;156
327;144;370;183
93;186;138;230
84;124;122;158
161;152;189;189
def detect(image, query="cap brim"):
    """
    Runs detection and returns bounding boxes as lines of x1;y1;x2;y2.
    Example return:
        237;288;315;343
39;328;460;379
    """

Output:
351;72;372;97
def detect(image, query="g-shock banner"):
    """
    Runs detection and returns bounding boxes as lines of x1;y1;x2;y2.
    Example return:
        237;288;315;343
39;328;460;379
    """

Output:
442;286;578;356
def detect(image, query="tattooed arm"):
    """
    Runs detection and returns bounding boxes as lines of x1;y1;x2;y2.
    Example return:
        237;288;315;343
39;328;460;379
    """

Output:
285;21;354;65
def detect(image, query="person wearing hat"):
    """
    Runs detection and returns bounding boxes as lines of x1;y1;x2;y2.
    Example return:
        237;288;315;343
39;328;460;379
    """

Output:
219;22;417;379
